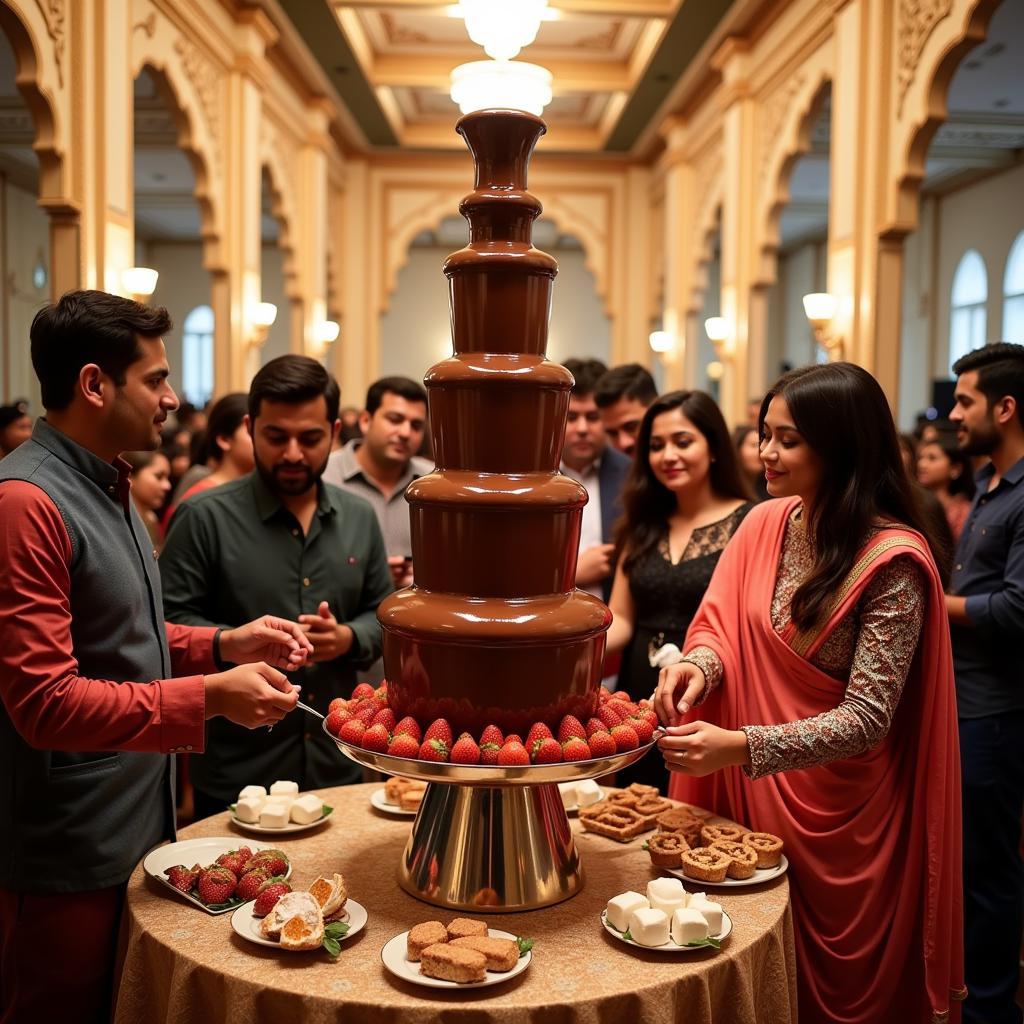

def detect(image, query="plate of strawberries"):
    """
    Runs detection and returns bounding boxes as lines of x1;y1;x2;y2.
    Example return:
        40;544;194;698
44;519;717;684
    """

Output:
142;838;292;915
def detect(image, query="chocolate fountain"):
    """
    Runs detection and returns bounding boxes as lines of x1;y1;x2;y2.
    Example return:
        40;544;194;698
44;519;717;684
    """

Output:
327;109;651;912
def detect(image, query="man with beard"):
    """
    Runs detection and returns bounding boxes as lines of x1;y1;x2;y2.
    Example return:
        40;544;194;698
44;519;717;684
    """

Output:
160;355;393;818
947;341;1024;1024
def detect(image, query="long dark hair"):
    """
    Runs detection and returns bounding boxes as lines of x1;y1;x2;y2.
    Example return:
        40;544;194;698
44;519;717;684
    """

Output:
762;363;946;630
918;435;975;500
616;390;752;573
200;392;248;464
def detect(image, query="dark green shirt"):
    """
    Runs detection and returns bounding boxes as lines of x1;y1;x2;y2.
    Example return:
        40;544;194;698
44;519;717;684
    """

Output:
159;472;393;799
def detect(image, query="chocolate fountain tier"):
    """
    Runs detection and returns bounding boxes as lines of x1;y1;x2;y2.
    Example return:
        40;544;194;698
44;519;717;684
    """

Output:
379;588;610;735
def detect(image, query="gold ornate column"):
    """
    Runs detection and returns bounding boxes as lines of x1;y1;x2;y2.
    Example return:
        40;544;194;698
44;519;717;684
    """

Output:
296;98;331;363
335;157;373;398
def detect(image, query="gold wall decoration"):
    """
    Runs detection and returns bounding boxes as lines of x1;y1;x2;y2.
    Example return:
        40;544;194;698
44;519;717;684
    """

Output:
897;0;954;116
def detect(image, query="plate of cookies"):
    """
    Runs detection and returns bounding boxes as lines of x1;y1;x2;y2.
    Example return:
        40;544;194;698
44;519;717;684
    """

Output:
646;813;788;887
381;917;533;988
371;776;427;817
578;783;679;842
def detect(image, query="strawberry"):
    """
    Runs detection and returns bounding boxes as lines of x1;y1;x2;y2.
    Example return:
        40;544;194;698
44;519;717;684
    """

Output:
587;730;617;758
450;733;481;765
497;739;530;767
615;702;639;718
561;736;591;761
393;716;422;742
328;697;349;715
585;717;609;738
164;863;201;894
610;723;640;752
597;704;624;729
235;867;270;902
355;704;378;727
480;741;501;766
388;733;421;759
557;715;586;744
505;734;524;746
325;710;349;737
339;718;366;745
629;717;656;744
372;708;397;732
243;849;288;877
252;879;292;917
532;737;562;764
424;718;453;747
637;708;659;727
526;722;553;750
610;690;633;703
418;737;450;762
361;722;390;753
196;865;237;905
599;686;613;703
479;724;503;748
215;847;253;879
352;683;376;700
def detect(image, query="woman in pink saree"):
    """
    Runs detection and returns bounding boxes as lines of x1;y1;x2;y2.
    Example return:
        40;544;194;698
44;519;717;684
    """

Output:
655;363;964;1024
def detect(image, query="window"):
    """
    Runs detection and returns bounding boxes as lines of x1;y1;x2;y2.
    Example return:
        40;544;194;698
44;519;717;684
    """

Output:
182;304;214;407
949;250;987;374
1004;232;1024;344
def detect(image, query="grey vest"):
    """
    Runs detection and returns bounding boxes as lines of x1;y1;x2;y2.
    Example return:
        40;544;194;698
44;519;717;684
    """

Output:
0;420;175;892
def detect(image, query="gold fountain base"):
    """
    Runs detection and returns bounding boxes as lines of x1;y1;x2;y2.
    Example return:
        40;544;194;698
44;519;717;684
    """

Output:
400;782;580;912
327;722;656;912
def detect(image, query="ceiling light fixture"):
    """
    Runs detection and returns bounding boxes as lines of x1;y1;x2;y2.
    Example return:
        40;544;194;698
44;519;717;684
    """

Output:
450;59;553;117
122;267;159;302
458;0;548;61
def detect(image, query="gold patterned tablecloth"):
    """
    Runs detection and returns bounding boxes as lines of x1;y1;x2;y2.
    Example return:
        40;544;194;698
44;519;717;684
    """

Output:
115;783;796;1024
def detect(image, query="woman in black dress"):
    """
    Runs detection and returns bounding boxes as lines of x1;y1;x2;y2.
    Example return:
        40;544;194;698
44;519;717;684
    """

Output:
606;390;754;789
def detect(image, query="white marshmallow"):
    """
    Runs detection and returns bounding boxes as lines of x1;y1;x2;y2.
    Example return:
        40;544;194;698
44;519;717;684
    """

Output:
646;877;686;906
605;891;649;932
269;780;299;796
558;782;578;810
688;898;724;935
264;794;294;809
685;891;707;906
575;779;602;807
650;893;688;917
628;907;670;947
238;785;267;801
235;795;265;823
671;908;710;945
259;803;290;828
290;793;324;824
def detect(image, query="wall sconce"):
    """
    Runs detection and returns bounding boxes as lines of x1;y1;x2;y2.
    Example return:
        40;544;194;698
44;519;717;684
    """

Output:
246;301;278;348
649;330;672;354
311;320;339;354
122;267;158;302
802;292;843;359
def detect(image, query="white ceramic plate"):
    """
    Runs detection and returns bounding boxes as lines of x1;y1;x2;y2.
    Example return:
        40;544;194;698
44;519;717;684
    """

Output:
667;853;788;888
369;788;419;817
231;898;367;950
558;785;605;815
600;909;732;952
228;803;333;835
142;836;293;915
380;928;532;989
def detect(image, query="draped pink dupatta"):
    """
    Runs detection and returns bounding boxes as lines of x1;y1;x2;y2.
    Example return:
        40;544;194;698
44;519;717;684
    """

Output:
669;498;964;1024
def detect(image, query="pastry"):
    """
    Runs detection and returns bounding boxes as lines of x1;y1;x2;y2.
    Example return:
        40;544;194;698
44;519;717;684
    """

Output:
627;907;670;947
400;788;426;812
700;823;748;846
384;776;411;804
407;921;449;961
655;808;704;847
633;796;675;828
647;831;689;869
451;935;519;971
260;891;322;941
680;847;731;883
579;804;649;841
447;917;487;940
308;873;347;918
419;942;487;983
606;891;648;932
623;783;660;800
710;839;758;879
742;831;784;868
670;907;709;945
279;910;324;951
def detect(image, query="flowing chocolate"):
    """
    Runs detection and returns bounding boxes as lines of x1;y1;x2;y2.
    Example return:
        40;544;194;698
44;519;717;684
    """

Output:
378;109;611;735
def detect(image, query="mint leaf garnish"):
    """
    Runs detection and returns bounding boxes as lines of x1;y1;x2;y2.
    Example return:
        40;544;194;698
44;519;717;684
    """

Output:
324;921;349;939
642;840;649;850
516;936;534;957
622;929;632;941
684;936;721;949
323;936;341;958
322;805;333;817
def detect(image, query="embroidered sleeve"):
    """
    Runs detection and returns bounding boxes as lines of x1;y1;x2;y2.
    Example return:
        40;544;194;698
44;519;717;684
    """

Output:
681;645;723;703
741;554;927;779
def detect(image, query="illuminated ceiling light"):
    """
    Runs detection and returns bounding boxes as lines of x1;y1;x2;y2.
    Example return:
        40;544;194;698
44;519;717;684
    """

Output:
450;60;553;117
122;267;159;301
459;0;548;61
704;316;728;343
649;330;672;354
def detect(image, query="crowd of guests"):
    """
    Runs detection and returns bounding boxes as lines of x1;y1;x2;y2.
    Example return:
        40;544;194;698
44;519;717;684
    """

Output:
0;287;1022;1024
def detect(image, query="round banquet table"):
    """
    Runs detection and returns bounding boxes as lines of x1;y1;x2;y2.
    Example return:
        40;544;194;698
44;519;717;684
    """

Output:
115;782;796;1024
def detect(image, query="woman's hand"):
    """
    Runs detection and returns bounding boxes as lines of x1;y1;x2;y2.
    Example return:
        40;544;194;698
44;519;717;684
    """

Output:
653;661;706;726
657;722;750;777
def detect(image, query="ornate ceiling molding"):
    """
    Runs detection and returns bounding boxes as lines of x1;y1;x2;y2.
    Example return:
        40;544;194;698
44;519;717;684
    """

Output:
896;0;954;117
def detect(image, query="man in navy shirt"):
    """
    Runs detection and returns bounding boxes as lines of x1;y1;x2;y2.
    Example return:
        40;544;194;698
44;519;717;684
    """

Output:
947;342;1024;1024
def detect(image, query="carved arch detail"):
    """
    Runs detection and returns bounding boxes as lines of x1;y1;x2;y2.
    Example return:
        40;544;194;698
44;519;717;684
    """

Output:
259;121;300;301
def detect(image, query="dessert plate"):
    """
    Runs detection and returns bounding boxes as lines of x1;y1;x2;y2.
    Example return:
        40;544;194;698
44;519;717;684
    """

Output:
228;803;333;835
667;854;788;888
142;837;292;915
380;928;532;989
600;909;732;952
231;898;367;950
369;788;418;817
